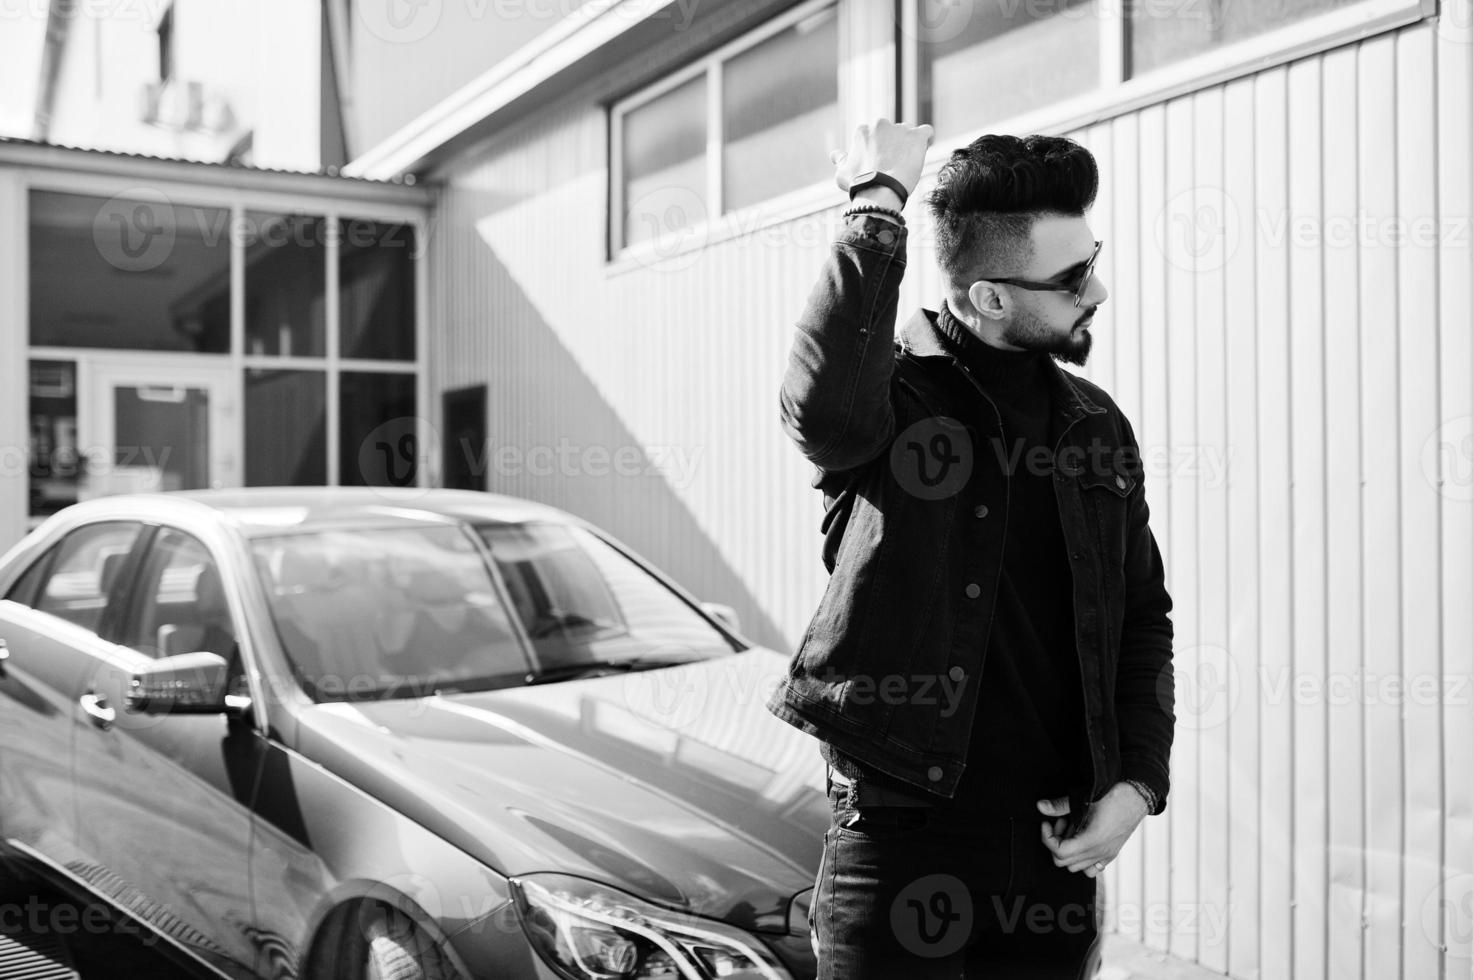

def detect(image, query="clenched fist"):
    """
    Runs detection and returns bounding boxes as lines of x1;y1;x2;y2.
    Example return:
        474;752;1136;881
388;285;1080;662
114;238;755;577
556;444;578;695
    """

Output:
831;119;935;207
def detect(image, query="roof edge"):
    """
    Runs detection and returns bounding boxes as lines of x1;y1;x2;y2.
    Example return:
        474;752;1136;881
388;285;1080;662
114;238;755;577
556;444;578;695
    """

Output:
342;0;682;180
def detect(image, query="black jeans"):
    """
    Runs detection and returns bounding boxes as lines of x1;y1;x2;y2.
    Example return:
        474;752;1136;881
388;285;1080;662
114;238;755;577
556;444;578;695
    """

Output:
809;767;1101;979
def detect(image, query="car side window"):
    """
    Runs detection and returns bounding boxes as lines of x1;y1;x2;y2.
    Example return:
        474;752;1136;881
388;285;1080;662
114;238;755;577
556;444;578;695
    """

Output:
121;528;239;662
27;522;145;634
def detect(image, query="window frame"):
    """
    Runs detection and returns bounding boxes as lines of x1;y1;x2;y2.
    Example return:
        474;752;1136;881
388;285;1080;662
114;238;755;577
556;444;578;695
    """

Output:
115;525;242;662
899;0;1434;145
607;0;842;266
23;174;428;515
22;520;150;640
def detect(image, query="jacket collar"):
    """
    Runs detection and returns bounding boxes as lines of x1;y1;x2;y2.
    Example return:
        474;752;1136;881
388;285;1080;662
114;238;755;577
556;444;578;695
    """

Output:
897;306;1107;428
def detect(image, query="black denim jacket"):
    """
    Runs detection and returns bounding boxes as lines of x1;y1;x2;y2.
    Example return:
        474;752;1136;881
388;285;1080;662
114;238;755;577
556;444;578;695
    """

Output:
764;214;1176;816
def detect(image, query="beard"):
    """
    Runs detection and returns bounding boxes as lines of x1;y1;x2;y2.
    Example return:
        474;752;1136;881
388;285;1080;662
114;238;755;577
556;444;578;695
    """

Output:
1001;305;1095;366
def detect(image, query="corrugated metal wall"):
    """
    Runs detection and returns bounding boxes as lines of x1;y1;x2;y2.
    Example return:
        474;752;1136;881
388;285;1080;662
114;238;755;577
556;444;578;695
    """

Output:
430;11;1472;978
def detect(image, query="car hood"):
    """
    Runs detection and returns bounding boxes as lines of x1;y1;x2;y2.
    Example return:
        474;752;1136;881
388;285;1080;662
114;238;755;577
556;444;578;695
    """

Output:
293;648;829;933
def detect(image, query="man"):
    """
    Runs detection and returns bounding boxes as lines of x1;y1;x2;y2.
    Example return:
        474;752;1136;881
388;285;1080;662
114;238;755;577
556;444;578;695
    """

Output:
765;120;1175;979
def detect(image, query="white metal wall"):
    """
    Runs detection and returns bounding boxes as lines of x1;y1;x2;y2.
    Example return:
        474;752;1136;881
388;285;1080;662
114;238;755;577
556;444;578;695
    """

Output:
430;12;1472;979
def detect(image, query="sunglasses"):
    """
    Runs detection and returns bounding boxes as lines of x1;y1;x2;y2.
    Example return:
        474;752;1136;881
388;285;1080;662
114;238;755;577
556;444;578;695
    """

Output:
979;240;1103;309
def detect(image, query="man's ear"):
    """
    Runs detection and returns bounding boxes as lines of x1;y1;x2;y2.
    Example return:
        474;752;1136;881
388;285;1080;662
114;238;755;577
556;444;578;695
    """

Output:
967;280;1007;321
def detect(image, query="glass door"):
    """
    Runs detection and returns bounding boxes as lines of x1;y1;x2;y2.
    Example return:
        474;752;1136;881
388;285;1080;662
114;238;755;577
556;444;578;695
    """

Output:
81;359;240;499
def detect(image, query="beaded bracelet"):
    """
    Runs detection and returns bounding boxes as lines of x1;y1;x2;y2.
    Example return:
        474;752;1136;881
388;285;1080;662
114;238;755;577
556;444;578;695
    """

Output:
841;202;905;223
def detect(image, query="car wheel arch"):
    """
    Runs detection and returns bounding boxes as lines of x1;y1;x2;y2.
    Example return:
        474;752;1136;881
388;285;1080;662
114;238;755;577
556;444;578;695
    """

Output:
300;888;469;980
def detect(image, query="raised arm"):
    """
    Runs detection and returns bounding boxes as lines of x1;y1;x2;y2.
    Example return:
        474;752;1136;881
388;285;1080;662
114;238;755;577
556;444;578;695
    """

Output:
777;120;933;472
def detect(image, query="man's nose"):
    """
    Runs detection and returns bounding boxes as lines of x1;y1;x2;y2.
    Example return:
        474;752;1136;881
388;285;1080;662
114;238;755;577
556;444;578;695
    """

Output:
1084;275;1108;308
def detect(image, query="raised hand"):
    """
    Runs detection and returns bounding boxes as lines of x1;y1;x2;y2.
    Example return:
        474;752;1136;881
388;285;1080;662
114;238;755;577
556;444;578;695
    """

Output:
831;119;935;208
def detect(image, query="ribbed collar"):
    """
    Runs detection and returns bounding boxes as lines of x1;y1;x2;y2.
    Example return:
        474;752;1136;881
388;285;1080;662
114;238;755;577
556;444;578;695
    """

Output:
935;302;1050;392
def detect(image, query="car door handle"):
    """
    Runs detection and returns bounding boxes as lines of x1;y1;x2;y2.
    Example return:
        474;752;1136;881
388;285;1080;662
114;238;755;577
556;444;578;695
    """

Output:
0;638;8;677
80;691;115;730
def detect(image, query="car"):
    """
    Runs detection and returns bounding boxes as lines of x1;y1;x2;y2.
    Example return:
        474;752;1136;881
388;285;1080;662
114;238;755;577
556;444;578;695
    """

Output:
0;487;829;980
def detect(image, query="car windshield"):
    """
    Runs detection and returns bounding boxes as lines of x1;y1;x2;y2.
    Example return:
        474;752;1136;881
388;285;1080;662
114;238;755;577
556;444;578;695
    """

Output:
252;524;530;702
474;523;736;673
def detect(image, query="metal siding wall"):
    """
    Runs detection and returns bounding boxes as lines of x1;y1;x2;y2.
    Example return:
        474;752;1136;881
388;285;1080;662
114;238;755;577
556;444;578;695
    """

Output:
428;15;1471;975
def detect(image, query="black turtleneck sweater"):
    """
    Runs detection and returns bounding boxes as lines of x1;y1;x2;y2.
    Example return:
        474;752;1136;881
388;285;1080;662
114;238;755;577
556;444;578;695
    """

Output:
823;305;1087;816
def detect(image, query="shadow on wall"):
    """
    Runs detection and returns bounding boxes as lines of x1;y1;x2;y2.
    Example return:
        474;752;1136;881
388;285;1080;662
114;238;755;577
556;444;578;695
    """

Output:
438;188;789;654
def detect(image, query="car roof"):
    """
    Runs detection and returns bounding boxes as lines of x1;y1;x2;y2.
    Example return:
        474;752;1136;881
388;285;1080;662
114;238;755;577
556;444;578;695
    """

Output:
57;487;582;538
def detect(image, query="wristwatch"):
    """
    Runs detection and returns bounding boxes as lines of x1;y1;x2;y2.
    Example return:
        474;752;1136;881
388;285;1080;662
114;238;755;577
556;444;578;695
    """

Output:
848;170;910;207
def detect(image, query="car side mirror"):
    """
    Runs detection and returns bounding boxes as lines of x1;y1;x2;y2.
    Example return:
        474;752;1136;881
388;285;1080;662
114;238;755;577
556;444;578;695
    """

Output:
126;651;241;716
700;601;741;635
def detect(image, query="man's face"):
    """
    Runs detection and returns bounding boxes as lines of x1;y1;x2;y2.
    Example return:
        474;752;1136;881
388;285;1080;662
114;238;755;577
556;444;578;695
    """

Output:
995;213;1107;366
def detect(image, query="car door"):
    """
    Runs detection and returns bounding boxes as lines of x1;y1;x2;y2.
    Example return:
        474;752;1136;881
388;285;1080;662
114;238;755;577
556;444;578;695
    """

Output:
70;524;263;979
0;520;145;874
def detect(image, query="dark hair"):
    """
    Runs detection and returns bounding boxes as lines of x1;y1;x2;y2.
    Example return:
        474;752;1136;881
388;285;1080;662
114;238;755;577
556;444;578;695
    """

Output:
926;134;1098;289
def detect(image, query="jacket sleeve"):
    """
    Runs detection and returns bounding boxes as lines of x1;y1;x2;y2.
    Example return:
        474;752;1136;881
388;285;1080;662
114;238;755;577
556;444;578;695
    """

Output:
778;215;908;472
1114;414;1176;816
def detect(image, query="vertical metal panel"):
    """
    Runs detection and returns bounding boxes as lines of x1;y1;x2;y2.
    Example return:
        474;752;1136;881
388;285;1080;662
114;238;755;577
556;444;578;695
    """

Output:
1436;2;1473;976
1221;72;1261;980
1163;92;1202;966
1251;63;1295;980
1286;54;1331;980
1134;100;1176;958
1393;24;1444;980
1106;108;1149;947
1191;84;1232;978
1355;32;1404;980
1320;44;1367;980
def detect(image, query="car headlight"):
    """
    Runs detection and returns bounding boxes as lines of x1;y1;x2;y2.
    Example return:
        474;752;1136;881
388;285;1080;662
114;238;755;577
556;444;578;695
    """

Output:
509;873;792;980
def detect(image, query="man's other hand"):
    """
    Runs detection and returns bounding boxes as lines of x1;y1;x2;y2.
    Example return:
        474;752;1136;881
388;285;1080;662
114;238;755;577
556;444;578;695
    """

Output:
1037;782;1150;878
832;119;935;209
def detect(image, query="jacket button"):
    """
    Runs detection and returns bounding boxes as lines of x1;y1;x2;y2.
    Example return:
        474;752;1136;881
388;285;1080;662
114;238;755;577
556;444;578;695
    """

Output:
964;583;981;599
1115;475;1127;490
948;666;964;682
974;504;989;518
927;766;943;781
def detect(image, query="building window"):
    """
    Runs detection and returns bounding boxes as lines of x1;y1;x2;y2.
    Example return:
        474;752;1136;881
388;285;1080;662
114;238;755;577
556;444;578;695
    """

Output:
904;0;1430;139
29;190;231;352
245;369;327;486
915;0;1100;136
339;221;416;361
244;212;327;357
611;0;839;256
1127;0;1360;76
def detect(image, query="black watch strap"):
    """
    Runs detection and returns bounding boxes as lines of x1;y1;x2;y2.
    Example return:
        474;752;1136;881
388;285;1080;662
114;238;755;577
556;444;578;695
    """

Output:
848;170;910;206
